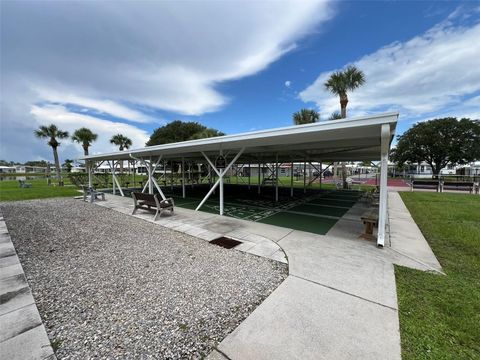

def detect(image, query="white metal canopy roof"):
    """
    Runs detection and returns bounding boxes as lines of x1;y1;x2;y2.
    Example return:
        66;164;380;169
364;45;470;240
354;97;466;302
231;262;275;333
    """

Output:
81;112;398;163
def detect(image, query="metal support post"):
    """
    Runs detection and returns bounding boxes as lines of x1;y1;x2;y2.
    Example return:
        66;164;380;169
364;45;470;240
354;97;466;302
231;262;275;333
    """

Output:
377;124;390;247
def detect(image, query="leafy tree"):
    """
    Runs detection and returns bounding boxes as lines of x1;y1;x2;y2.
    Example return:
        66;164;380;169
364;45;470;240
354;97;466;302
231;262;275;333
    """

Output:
24;160;50;167
189;128;225;140
0;160;16;166
72;127;98;155
328;111;342;120
324;65;365;119
292;109;320;125
391;118;480;175
34;124;69;185
147;120;224;145
63;159;74;172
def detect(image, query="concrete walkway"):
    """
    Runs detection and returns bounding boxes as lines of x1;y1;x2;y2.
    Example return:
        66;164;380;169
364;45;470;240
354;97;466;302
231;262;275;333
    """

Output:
209;192;442;360
88;192;441;359
0;209;55;360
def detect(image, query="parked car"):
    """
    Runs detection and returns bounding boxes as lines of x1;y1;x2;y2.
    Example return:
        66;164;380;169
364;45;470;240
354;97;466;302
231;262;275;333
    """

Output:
313;170;333;177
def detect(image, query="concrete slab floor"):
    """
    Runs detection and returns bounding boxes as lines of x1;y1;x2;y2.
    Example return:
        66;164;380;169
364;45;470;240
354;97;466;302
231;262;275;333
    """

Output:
216;276;401;360
278;230;399;309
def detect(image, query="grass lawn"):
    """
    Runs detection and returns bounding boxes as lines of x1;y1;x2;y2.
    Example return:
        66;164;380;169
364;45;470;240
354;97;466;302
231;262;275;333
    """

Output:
396;192;480;359
0;179;80;201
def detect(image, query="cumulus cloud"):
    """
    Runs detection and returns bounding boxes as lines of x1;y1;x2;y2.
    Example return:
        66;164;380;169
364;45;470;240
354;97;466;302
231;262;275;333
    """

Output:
35;88;154;124
285;80;292;88
1;0;334;161
299;13;480;120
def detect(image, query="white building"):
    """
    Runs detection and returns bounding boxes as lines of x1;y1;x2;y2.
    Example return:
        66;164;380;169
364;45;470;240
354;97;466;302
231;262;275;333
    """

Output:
0;166;16;173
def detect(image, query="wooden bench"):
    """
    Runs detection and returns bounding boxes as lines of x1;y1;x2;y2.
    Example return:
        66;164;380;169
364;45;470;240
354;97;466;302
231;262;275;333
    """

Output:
18;179;32;188
362;188;379;205
441;181;474;194
361;210;379;240
411;180;440;192
81;185;105;203
262;178;276;186
131;192;174;221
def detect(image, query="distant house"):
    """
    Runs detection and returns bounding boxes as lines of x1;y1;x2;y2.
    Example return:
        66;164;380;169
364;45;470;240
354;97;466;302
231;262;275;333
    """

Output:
0;166;16;174
71;166;86;173
394;162;478;177
456;161;480;176
15;165;48;173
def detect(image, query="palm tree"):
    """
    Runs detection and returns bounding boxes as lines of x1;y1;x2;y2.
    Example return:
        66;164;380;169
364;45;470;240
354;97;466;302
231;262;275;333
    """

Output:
72;127;98;156
110;134;132;173
328;111;342;120
324;66;365;188
293;109;320;125
110;134;132;151
34;124;69;185
324;65;365;119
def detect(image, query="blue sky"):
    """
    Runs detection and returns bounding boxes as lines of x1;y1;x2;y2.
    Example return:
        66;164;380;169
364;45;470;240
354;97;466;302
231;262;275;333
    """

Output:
1;1;479;162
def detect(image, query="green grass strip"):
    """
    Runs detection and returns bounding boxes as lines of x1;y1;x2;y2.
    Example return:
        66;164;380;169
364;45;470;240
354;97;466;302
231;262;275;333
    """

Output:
396;192;480;359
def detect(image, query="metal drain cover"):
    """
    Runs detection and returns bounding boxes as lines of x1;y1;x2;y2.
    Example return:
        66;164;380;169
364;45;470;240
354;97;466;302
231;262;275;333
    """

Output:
209;237;242;249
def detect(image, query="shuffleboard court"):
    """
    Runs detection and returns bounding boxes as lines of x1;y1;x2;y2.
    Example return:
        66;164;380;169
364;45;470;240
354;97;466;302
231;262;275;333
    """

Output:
288;203;349;218
308;198;357;207
257;211;339;235
110;185;364;235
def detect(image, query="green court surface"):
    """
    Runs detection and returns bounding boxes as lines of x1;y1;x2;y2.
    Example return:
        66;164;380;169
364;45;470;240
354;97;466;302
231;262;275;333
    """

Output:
288;203;350;218
163;185;363;235
111;185;363;235
257;211;339;235
307;198;357;207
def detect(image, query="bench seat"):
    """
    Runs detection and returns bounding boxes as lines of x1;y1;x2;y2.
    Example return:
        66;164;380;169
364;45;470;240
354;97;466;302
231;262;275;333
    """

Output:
132;192;174;221
411;180;440;192
441;181;474;194
361;210;379;240
81;185;105;203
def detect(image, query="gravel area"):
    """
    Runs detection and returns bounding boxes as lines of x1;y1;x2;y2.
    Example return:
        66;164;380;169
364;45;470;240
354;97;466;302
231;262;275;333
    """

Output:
1;198;287;359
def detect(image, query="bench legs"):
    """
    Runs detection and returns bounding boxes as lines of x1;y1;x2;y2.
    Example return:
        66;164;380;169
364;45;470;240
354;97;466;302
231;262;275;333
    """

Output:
361;220;377;240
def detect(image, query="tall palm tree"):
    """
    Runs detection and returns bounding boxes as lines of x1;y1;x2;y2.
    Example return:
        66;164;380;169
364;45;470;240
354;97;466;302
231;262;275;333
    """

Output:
324;66;365;188
110;134;132;151
324;65;365;119
34;124;69;185
110;134;132;173
72;127;98;156
292;109;320;125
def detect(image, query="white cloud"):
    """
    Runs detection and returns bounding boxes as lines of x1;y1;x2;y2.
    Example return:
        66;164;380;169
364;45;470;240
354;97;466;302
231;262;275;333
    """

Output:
285;81;292;88
35;88;154;124
299;14;480;120
1;1;335;161
2;1;333;115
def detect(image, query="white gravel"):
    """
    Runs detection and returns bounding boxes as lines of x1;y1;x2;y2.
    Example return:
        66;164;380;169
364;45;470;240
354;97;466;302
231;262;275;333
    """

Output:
1;198;287;359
